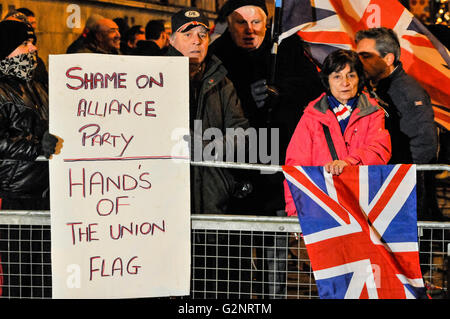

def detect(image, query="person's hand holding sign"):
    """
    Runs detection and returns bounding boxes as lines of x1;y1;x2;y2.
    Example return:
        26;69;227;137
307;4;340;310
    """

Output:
41;130;64;159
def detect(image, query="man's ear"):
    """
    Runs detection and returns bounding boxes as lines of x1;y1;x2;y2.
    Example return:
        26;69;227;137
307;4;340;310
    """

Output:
94;32;102;43
383;52;395;67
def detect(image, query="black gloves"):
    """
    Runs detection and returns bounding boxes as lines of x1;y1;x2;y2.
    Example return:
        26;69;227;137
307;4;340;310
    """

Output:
250;79;269;108
250;79;279;109
232;180;253;199
41;131;58;159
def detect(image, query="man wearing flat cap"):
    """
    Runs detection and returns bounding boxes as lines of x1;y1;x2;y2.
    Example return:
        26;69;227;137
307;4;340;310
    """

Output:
167;7;251;298
209;0;324;298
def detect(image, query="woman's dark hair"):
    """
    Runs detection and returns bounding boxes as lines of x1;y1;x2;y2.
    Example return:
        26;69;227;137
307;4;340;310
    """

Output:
319;49;366;93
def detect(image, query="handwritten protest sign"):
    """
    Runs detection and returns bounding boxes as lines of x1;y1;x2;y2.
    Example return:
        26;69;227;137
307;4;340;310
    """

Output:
49;54;190;299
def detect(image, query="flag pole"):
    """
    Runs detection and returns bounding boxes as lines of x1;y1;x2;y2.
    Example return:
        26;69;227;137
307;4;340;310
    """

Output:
269;0;283;86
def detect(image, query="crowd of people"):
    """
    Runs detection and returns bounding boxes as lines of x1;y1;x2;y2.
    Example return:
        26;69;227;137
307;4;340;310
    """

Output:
0;0;448;298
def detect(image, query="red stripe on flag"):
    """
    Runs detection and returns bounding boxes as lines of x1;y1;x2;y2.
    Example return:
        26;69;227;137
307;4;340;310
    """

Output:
367;164;412;223
360;285;369;299
402;35;436;48
433;107;450;130
297;30;353;45
401;49;450;111
329;0;366;34
363;0;406;29
332;167;366;225
305;217;416;298
283;166;351;224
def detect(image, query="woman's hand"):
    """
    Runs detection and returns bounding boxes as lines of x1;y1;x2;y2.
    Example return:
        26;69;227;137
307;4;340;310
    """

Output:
324;160;348;175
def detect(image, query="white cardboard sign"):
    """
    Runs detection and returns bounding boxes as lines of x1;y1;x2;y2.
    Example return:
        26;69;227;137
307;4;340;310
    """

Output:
48;54;190;299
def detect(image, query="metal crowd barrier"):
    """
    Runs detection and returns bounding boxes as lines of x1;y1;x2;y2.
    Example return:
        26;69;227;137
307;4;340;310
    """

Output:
0;163;449;298
0;212;448;299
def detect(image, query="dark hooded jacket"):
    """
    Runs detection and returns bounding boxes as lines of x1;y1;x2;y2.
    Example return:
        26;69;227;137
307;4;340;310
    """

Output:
0;75;50;206
166;46;249;214
374;63;439;220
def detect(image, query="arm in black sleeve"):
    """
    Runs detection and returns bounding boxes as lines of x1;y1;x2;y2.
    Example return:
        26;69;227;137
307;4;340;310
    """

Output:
0;102;43;161
275;34;324;111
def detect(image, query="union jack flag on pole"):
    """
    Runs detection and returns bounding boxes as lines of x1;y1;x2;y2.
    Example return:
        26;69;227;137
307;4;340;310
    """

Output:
283;164;427;299
279;0;450;130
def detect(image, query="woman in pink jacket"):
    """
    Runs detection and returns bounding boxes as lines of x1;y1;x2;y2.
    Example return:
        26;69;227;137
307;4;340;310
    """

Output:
284;49;391;216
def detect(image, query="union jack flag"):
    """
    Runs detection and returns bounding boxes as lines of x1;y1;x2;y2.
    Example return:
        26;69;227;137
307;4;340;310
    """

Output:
283;164;426;299
279;0;450;130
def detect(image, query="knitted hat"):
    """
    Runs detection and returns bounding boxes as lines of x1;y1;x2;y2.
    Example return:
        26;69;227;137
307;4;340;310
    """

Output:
0;20;36;60
221;0;268;17
171;7;210;33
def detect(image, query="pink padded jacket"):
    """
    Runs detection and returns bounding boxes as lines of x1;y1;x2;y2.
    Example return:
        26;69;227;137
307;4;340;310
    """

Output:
284;92;392;216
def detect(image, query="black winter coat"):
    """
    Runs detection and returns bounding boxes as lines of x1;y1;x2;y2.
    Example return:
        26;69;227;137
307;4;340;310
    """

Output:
209;31;324;157
0;75;49;202
375;63;438;164
166;46;250;214
209;30;324;215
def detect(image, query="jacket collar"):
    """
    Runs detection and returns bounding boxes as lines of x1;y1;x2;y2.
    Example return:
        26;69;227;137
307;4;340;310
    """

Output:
377;62;405;91
313;92;380;117
166;45;226;87
165;45;183;57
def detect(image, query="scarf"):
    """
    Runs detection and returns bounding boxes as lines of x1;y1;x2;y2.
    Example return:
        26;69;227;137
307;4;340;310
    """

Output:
0;51;37;81
327;94;358;134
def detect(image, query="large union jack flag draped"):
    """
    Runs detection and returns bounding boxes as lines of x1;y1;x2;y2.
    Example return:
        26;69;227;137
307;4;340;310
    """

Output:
279;0;450;130
283;164;426;299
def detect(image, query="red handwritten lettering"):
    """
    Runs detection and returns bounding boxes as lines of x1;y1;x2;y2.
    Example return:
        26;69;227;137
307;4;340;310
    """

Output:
76;98;157;118
89;256;141;280
68;167;152;198
135;72;164;89
67;222;99;245
109;220;166;240
65;67;128;90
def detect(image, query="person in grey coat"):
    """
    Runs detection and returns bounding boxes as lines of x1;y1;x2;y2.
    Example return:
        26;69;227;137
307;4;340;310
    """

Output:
168;7;249;215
